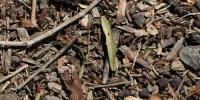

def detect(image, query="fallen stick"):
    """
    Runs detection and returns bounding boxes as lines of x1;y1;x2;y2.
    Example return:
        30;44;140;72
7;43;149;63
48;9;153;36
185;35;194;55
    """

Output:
87;81;133;89
17;33;82;90
31;0;37;25
0;64;29;84
0;0;101;47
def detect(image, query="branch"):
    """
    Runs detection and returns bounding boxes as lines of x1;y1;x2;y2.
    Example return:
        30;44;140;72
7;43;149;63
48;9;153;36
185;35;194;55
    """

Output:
0;0;101;47
0;65;29;84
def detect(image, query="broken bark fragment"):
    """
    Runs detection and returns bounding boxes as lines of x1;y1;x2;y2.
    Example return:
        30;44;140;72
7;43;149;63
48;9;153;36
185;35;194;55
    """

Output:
16;28;30;41
179;46;200;70
165;37;184;61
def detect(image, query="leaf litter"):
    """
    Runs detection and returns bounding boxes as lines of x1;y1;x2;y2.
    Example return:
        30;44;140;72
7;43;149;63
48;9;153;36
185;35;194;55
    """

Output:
0;0;200;100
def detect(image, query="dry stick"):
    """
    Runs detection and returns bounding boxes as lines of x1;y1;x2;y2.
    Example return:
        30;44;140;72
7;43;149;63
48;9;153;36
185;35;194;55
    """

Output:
17;0;31;10
0;0;101;47
0;64;29;84
31;0;37;25
173;70;189;100
178;13;200;21
88;81;133;89
17;33;82;90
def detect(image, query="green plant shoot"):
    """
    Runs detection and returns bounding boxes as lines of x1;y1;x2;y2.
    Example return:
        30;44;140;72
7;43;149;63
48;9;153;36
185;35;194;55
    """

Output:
101;16;117;71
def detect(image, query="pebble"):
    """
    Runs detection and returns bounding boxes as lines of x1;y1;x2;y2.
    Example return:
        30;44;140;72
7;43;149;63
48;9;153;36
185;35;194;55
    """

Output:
139;88;151;98
170;75;182;89
157;78;168;90
179;46;200;70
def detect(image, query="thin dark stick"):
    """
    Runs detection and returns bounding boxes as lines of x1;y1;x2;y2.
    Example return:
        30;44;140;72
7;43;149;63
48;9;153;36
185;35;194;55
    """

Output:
87;81;133;89
17;34;81;90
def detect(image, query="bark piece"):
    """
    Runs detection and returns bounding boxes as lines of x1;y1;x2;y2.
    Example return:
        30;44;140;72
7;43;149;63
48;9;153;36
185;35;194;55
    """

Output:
16;28;30;41
171;59;185;71
132;13;146;28
179;46;200;70
119;45;150;69
91;7;100;18
165;37;184;61
162;38;176;48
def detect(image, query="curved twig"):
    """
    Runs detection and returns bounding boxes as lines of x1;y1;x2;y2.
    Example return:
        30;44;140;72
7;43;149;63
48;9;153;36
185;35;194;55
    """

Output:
0;0;101;47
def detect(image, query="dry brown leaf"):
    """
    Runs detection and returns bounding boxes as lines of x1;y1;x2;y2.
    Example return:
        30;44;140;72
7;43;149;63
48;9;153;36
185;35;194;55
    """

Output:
195;83;200;95
61;69;84;100
57;55;67;68
20;18;33;27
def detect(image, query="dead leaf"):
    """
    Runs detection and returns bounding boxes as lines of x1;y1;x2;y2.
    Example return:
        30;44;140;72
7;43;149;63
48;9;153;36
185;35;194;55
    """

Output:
57;55;67;68
20;18;33;27
61;69;84;100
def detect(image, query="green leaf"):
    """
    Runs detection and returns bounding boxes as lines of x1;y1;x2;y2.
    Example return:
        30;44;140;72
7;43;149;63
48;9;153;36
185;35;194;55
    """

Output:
35;93;40;100
101;16;117;71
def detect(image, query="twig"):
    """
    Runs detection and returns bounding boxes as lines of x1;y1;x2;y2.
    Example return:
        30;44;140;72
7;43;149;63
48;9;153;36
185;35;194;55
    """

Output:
178;13;200;21
193;27;200;33
17;33;82;90
17;0;31;10
132;42;141;69
31;0;37;25
0;64;29;84
0;0;101;47
173;70;189;100
103;88;115;100
87;81;133;89
0;81;10;93
125;68;133;86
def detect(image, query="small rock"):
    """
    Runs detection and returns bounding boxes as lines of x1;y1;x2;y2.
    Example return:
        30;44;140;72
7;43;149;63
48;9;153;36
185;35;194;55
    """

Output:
170;75;182;89
171;59;185;71
132;13;146;28
188;32;200;43
157;78;168;90
139;88;151;98
11;56;20;67
179;46;200;70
